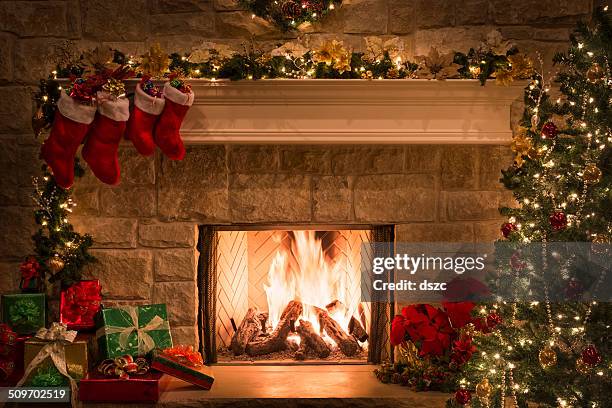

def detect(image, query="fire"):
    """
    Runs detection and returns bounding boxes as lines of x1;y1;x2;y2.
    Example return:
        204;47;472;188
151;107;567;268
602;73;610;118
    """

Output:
263;231;360;342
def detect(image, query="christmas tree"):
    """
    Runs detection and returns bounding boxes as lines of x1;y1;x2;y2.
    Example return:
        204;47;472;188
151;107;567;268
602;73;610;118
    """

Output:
450;6;611;408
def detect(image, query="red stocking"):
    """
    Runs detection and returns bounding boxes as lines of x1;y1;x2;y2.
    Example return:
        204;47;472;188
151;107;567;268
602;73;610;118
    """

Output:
153;82;194;160
82;92;130;185
40;92;97;189
125;83;165;156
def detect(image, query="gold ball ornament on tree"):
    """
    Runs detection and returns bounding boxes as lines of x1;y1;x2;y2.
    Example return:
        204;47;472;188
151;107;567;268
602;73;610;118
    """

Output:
586;63;604;83
539;345;557;368
583;163;602;184
476;378;492;400
48;256;65;273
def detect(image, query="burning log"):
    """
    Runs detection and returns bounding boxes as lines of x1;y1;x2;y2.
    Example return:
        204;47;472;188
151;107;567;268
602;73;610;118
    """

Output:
230;308;262;355
325;300;346;315
246;301;303;357
348;316;368;343
316;308;360;357
296;319;331;359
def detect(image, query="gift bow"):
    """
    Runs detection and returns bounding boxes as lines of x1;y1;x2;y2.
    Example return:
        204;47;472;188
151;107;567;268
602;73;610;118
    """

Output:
98;305;169;355
162;345;203;367
63;282;101;324
20;258;40;289
9;299;39;326
16;322;79;408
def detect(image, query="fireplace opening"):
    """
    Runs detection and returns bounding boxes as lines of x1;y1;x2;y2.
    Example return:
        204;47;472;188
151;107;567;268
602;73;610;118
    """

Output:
197;225;395;365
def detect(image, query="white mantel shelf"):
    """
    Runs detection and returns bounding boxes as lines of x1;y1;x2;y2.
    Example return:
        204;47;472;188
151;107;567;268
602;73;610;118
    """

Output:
180;79;523;144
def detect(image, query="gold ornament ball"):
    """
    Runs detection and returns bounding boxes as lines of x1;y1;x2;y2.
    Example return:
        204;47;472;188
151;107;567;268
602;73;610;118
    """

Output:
539;346;557;368
586;64;603;83
583;163;602;184
476;378;492;400
576;357;591;375
48;256;65;273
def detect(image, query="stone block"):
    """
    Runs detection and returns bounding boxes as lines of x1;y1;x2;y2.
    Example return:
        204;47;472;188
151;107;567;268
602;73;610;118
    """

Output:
0;33;14;82
83;0;148;41
343;0;387;34
446;191;501;221
280;147;332;174
158;146;230;221
0;86;31;133
71;185;100;216
118;148;155;185
395;223;474;243
414;26;490;55
474;220;504;243
0;138;20;205
228;145;279;173
99;186;156;217
405;145;441;173
331;146;404;175
215;11;279;38
153;0;212;13
354;174;436;222
0;262;20;293
533;28;572;42
479;145;512;190
214;0;244;11
17;146;42;187
0;206;35;260
139;222;197;248
170;326;199;347
71;217;137;249
313;176;352;222
85;249;153;300
156;11;216;37
500;26;533;40
389;0;415;34
14;39;66;84
0;1;68;37
455;0;489;26
153;282;197;326
440;146;479;190
491;0;590;25
229;174;311;222
415;0;454;29
154;249;197;282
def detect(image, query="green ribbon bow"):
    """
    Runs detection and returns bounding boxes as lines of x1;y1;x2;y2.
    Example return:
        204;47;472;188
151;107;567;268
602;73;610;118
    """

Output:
9;299;39;326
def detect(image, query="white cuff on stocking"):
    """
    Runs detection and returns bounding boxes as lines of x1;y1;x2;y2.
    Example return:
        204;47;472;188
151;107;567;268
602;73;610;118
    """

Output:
97;91;130;122
134;83;165;115
163;82;195;106
57;92;97;125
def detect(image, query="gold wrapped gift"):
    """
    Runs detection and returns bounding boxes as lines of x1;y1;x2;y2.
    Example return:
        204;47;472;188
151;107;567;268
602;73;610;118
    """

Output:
24;335;89;379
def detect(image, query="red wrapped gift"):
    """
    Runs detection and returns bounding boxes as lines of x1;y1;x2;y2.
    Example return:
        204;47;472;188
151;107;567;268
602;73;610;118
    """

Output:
60;280;102;330
0;335;29;387
151;346;214;390
78;371;163;403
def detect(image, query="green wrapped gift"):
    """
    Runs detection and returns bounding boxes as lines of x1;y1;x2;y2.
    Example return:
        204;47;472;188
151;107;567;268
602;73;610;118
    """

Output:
1;294;46;334
96;304;172;359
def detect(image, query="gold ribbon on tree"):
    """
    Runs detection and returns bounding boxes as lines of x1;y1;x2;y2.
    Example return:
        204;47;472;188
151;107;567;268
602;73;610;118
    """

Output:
16;322;79;408
96;305;169;356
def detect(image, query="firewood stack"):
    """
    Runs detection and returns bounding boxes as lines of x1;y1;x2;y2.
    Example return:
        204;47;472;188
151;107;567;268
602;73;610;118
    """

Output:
229;299;368;360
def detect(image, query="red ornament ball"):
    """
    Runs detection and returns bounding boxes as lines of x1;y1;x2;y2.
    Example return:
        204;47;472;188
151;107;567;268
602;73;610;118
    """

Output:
541;122;558;139
565;279;584;300
486;312;502;329
501;222;517;238
510;251;527;270
455;389;472;405
581;345;602;366
549;211;567;231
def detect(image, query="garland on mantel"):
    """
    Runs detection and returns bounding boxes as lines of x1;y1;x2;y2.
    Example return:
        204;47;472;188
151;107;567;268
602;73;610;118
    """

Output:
239;0;343;31
33;33;532;136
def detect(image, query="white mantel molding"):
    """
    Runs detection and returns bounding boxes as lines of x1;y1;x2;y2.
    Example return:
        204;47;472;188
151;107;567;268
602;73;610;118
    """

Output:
117;79;523;144
180;79;524;144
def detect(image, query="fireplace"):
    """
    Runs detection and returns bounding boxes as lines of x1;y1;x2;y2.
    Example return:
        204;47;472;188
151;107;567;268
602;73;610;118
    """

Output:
197;225;394;365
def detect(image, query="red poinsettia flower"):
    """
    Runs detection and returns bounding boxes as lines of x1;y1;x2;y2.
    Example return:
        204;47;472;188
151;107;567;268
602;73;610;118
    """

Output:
390;314;408;346
450;335;476;366
442;302;475;329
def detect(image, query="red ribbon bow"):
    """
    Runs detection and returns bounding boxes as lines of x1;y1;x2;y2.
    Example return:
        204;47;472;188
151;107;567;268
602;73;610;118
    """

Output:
162;345;203;367
62;281;102;326
19;257;41;289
